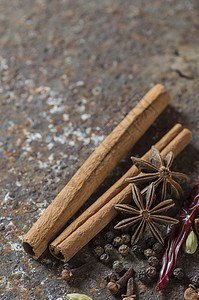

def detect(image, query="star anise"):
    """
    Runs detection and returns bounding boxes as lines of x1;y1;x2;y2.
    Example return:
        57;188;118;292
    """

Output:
114;184;179;245
126;146;189;201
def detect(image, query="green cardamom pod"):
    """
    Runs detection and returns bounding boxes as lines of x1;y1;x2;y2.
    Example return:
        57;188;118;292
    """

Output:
66;293;92;300
182;228;198;254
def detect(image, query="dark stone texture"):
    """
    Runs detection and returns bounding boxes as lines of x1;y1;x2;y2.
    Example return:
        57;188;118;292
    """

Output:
0;0;199;299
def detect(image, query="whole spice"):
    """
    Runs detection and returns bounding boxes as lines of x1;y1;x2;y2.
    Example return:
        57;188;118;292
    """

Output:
105;231;115;243
137;270;151;284
190;276;199;288
94;246;104;257
107;281;119;295
104;244;115;256
126;146;189;201
146;266;157;278
24;84;168;260
184;284;199;300
62;263;90;282
122;277;136;300
118;244;130;256
92;235;103;246
50;128;192;262
148;256;160;267
112;260;124;273
62;268;73;282
100;253;110;264
182;228;198;254
114;184;179;245
173;268;184;280
156;183;199;291
112;236;123;247
104;271;120;283
131;245;144;258
122;233;131;244
144;248;156;259
107;266;134;295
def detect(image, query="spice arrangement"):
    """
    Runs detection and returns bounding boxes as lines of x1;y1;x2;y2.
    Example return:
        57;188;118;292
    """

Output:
93;183;199;299
21;84;199;299
49;126;191;262
23;83;170;259
114;183;179;245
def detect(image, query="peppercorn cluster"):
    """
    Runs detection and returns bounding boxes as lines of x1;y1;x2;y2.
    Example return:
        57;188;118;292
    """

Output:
91;227;164;290
61;222;199;297
91;228;198;293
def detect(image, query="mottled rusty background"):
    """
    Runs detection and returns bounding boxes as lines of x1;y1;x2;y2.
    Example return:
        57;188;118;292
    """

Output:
0;0;199;299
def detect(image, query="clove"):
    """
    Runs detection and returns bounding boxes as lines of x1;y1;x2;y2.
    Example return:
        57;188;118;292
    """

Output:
107;266;134;295
184;284;199;300
104;271;120;283
61;262;90;282
122;278;136;300
62;267;73;282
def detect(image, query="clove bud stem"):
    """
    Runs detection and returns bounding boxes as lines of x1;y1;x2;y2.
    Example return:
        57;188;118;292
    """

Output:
107;266;134;295
62;262;90;282
122;277;136;299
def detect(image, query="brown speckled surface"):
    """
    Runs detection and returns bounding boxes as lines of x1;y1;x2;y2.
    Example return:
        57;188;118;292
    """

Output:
0;0;199;299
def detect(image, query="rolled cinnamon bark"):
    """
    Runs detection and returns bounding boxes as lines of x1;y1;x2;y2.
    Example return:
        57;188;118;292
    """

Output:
22;84;169;259
50;123;183;257
51;128;192;262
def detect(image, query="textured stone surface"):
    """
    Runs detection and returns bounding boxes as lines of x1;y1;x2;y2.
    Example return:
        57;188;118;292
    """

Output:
0;0;199;299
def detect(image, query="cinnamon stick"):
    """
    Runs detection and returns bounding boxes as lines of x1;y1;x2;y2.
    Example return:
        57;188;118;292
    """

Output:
22;84;169;259
50;123;183;256
51;128;192;262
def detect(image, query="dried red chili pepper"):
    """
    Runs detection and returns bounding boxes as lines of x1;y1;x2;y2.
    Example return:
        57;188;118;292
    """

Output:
156;182;199;291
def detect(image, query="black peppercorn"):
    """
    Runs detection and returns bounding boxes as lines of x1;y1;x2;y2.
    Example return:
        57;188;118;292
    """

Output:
104;244;114;256
144;248;156;259
100;253;110;264
152;242;164;254
112;236;123;247
137;270;151;284
118;244;129;256
131;245;144;258
173;268;184;280
94;246;104;257
112;260;124;273
146;266;157;278
148;256;160;267
105;231;115;243
190;275;199;287
92;235;103;246
121;233;131;244
104;271;120;283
